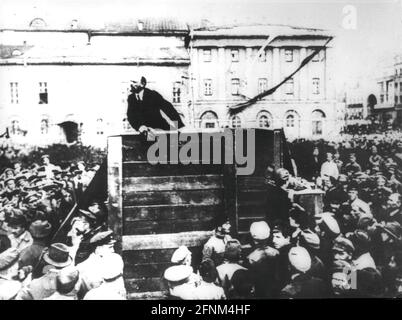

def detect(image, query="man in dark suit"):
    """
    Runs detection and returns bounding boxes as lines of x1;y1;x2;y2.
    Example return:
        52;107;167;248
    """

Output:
126;76;184;135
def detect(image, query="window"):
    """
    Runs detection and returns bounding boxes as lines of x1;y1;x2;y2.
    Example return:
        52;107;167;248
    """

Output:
10;82;19;104
231;49;239;62
200;111;218;129
231;78;240;96
257;111;272;128
123;118;131;131
380;94;384;103
10;119;21;136
39;82;48;104
258;78;268;94
312;78;320;95
121;82;131;104
285;49;293;62
396;96;399;104
40;117;49;135
258;50;267;62
400;82;402;92
96;118;104;135
29;18;46;29
286;115;295;127
172;81;181;103
312;110;326;136
396;82;399;91
204;79;212;96
285;78;294;95
203;49;211;62
231;116;242;128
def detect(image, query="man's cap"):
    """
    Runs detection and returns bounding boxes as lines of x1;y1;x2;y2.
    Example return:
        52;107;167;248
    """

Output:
4;177;15;184
300;230;320;250
78;209;97;222
250;221;270;241
320;212;341;235
41;154;50;160
164;265;192;283
288;246;311;273
171;245;191;264
15;174;28;183
333;237;355;255
43;243;73;268
2;168;14;175
383;221;402;240
357;215;375;230
29;220;52;239
89;230;115;246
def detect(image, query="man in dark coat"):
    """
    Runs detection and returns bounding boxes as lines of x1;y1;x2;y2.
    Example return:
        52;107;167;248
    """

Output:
126;76;184;134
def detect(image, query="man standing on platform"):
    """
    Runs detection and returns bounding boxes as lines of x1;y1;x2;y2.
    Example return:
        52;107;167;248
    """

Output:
126;76;185;136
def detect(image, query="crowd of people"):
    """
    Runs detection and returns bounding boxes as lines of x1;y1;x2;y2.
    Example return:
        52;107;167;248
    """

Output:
0;152;125;300
1;127;402;299
163;131;402;299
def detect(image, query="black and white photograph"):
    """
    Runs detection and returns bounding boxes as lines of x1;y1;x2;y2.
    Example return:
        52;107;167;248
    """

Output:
0;0;402;303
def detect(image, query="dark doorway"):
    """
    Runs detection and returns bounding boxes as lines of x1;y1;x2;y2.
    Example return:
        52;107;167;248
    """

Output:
58;121;78;143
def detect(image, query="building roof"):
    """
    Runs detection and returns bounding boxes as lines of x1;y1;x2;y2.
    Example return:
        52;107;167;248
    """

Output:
191;23;331;39
0;43;190;65
0;17;189;34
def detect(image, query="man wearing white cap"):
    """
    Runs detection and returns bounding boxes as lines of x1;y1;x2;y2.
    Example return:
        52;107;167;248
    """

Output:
83;253;126;300
280;246;328;298
246;221;278;298
164;265;198;300
170;246;201;286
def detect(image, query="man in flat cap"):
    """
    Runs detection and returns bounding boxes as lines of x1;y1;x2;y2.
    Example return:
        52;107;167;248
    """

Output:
126;76;185;136
280;246;328;298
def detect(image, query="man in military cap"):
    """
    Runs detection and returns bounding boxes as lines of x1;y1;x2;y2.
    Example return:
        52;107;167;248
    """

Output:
332;237;355;264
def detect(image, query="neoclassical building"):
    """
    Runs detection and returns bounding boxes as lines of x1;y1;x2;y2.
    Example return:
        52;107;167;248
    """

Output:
190;24;340;140
0;18;341;147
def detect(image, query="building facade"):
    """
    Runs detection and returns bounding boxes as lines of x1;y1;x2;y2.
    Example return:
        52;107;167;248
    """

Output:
374;55;402;127
0;18;190;148
190;25;340;141
0;18;340;147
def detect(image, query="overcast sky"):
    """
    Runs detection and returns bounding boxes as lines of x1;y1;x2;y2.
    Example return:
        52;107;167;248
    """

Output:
1;0;401;89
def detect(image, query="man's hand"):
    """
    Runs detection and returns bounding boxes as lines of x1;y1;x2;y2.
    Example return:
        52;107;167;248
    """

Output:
138;126;148;134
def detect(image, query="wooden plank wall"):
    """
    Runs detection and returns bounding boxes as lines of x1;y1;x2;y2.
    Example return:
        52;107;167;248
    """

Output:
236;129;276;243
119;133;226;299
107;130;287;299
